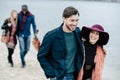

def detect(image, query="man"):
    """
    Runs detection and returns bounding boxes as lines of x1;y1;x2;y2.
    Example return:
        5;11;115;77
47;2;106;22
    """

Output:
37;6;84;80
17;4;37;68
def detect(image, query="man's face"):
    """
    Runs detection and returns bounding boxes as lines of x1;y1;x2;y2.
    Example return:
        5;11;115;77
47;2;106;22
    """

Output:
22;7;28;14
63;14;79;32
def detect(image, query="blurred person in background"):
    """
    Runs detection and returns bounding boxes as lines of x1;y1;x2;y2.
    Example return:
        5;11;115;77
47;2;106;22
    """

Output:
1;10;18;67
17;4;37;68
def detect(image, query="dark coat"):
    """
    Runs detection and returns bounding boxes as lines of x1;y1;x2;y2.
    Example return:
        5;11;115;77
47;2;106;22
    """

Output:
1;19;12;35
17;11;36;37
37;24;84;80
1;19;17;45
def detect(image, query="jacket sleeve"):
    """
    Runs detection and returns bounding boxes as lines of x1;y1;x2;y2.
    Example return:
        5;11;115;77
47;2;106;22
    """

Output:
37;32;55;78
1;19;8;30
31;15;37;36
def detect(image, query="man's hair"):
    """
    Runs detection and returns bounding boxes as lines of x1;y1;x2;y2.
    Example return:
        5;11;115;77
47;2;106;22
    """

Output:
62;6;79;18
22;4;28;11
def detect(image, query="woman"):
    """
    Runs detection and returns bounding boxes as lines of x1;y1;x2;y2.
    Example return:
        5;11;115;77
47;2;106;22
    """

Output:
78;24;109;80
1;10;18;67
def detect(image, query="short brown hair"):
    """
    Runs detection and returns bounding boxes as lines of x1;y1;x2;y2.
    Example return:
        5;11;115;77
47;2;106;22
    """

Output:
62;6;79;18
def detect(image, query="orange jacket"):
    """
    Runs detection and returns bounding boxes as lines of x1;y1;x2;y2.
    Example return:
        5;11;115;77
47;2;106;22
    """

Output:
78;46;106;80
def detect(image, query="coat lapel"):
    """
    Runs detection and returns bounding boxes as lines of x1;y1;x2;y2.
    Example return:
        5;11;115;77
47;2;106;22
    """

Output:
56;24;67;51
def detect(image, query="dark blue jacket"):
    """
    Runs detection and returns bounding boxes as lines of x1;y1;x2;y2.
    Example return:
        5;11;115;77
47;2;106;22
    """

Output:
17;12;36;37
37;24;84;80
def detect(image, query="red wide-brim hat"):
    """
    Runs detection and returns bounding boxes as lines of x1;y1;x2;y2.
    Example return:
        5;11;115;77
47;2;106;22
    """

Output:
82;24;109;45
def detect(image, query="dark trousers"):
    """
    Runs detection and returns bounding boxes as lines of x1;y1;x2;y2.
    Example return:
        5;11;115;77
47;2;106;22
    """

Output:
7;48;14;66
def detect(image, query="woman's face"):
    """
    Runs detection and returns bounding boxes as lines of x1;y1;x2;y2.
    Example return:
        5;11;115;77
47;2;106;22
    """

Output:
12;11;17;19
89;30;99;44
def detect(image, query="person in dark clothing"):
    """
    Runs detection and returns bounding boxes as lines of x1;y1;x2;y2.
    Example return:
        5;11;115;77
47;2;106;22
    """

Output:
1;10;18;67
78;24;109;80
17;5;37;68
37;6;84;80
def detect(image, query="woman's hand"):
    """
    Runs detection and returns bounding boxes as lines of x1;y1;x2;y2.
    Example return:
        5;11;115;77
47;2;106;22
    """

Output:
7;23;12;27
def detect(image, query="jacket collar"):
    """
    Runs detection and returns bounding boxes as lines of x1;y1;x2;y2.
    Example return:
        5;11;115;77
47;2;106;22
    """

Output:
56;23;78;39
56;23;64;40
56;23;84;56
56;23;66;51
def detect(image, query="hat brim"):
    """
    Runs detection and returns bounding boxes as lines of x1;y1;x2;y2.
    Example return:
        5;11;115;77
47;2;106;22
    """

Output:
82;26;109;45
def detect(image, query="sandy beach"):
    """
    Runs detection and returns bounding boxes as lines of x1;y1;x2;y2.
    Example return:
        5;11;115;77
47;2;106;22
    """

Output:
0;0;120;80
0;37;119;80
0;41;49;80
